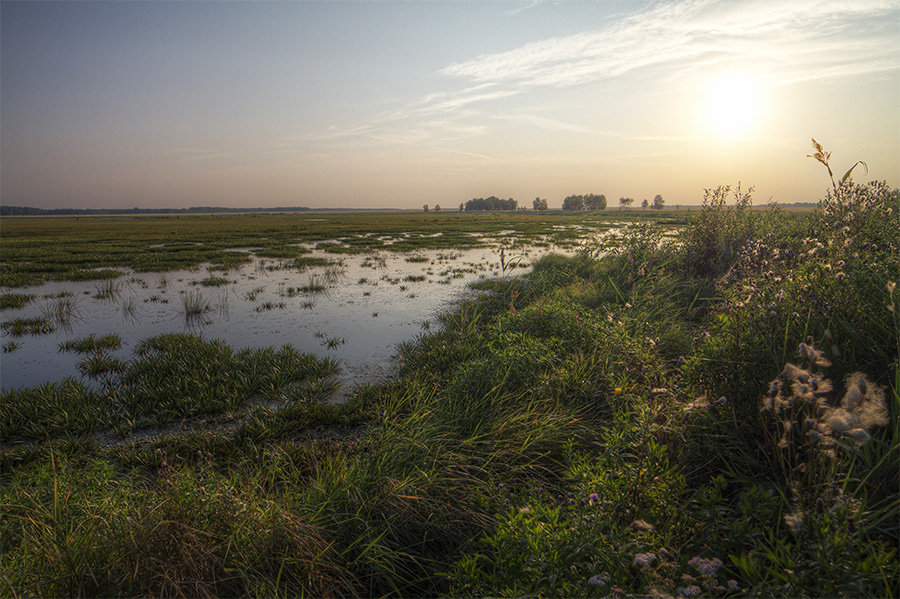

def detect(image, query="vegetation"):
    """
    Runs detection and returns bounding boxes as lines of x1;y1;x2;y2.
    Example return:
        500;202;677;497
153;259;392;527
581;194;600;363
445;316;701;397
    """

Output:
1;165;897;596
0;210;647;287
562;193;608;211
464;196;519;211
0;293;35;310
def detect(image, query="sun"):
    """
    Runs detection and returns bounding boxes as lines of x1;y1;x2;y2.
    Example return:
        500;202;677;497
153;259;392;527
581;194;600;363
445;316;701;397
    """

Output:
702;71;763;138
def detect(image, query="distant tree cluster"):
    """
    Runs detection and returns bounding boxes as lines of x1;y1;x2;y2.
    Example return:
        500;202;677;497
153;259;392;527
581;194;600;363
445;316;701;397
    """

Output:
561;193;607;211
464;196;518;211
532;197;549;211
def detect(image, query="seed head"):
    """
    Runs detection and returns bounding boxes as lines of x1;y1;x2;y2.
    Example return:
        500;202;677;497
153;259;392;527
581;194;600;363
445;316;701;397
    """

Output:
840;427;871;446
784;512;804;536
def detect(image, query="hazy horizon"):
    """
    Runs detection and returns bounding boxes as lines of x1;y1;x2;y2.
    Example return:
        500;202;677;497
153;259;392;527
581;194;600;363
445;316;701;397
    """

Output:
2;0;898;211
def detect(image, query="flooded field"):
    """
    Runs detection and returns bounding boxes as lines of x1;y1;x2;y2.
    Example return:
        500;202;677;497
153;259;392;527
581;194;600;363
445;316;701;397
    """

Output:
1;232;597;393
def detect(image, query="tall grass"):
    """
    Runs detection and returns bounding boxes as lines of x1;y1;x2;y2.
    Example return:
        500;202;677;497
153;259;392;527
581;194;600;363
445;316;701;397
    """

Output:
1;176;897;597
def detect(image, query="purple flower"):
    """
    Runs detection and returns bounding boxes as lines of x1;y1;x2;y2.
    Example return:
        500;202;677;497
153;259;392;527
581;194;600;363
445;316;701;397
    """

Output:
633;553;656;567
688;556;723;577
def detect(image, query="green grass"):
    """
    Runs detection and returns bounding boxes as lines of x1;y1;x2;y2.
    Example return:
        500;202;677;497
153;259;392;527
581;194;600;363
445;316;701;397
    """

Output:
0;293;35;310
0;210;638;287
1;316;55;337
1;186;897;597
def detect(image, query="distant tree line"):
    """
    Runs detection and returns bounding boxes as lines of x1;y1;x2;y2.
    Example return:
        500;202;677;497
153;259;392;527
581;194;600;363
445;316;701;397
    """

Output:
464;196;518;211
0;205;312;216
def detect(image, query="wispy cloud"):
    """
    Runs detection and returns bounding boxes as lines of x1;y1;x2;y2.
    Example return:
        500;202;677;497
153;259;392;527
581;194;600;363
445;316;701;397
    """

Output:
170;148;234;162
302;0;898;162
440;0;899;88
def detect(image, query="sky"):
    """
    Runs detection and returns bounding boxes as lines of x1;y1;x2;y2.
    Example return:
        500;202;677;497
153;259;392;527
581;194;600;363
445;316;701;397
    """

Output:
1;0;898;210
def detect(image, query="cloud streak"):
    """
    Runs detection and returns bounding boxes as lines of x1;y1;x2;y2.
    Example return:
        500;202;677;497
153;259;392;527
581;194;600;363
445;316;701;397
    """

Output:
440;0;899;88
301;0;898;173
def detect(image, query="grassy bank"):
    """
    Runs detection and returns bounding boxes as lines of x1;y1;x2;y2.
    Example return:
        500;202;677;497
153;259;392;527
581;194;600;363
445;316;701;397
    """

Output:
1;181;897;597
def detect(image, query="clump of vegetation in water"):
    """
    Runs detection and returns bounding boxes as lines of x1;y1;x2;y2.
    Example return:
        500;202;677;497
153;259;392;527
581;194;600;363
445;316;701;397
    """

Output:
1;316;55;337
0;293;35;310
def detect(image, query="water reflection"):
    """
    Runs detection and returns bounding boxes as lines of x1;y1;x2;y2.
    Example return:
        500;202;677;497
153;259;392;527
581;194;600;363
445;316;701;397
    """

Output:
1;239;588;391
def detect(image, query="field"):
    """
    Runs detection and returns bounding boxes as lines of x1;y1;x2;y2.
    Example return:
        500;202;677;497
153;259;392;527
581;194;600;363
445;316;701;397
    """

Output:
1;184;898;598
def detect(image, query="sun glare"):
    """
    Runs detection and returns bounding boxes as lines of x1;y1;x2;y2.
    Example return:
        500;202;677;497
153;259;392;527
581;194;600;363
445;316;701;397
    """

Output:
703;72;763;138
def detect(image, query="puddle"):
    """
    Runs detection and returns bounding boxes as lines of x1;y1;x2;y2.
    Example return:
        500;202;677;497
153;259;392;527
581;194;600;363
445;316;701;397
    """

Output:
1;236;595;395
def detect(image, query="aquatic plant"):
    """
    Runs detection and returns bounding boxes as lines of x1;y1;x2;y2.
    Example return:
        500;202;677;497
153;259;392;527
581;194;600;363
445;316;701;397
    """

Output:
120;295;140;322
1;317;55;337
198;275;229;287
41;294;80;330
300;275;325;293
245;286;265;301
93;280;120;301
0;293;35;310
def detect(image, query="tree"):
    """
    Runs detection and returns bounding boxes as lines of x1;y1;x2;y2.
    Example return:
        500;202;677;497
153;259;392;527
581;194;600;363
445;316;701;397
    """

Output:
464;196;518;211
459;203;464;212
641;199;649;210
423;204;429;212
618;197;634;210
652;194;665;210
434;204;441;212
533;197;548;211
584;193;607;210
562;195;585;211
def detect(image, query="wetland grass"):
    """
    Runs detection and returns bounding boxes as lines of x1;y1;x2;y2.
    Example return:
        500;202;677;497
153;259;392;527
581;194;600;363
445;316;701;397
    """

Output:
0;293;35;310
1;187;896;597
41;294;79;330
198;275;229;287
59;333;122;354
245;286;265;301
300;274;326;293
120;295;140;322
1;316;55;337
93;279;120;301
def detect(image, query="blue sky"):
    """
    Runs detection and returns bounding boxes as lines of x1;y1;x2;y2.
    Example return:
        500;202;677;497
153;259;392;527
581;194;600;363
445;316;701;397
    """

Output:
2;0;898;209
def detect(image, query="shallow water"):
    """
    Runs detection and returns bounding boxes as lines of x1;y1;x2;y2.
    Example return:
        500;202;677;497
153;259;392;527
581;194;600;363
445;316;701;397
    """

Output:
1;238;588;394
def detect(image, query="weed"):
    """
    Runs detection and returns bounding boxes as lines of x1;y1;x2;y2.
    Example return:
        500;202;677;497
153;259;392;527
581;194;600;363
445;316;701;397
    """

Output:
1;293;35;310
198;275;229;287
245;286;265;301
93;280;120;301
41;294;80;330
1;316;55;337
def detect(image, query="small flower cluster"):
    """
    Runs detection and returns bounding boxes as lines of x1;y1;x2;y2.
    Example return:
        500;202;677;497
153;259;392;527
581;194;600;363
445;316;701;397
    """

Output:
675;555;738;596
633;552;657;568
761;341;888;457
